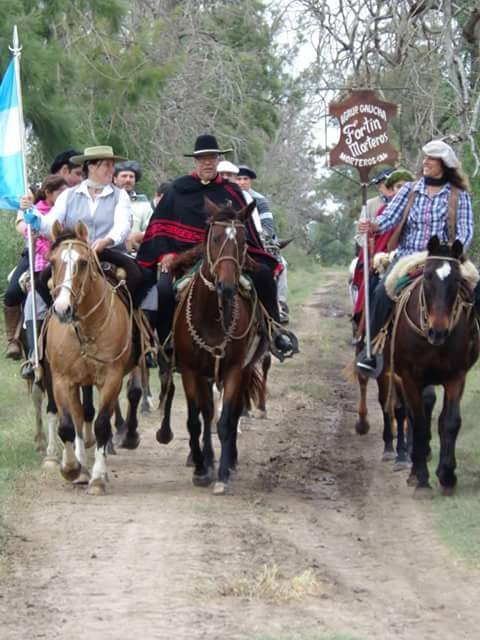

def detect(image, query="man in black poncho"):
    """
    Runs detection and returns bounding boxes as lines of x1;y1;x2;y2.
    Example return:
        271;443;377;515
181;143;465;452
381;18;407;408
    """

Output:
136;134;296;359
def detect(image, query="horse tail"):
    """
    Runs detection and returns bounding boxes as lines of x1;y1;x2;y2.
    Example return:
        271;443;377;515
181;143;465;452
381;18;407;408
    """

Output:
342;358;358;383
242;363;264;412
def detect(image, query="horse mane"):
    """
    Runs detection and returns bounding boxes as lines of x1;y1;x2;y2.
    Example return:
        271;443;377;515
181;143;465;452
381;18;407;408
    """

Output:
207;203;240;224
428;242;458;259
49;229;83;252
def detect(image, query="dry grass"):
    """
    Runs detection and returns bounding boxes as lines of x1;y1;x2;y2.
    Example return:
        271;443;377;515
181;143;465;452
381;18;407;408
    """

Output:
211;563;324;601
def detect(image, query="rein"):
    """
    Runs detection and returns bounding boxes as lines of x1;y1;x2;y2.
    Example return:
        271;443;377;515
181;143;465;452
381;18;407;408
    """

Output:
50;238;133;364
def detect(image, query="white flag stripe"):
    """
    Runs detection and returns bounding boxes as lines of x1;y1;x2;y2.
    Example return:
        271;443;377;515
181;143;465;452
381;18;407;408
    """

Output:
0;105;22;156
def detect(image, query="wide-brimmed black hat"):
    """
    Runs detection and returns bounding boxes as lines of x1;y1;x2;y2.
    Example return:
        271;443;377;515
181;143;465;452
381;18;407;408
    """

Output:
237;165;257;179
50;149;81;174
184;134;232;157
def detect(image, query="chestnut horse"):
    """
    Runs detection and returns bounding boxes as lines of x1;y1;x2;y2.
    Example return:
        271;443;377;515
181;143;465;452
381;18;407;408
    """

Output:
157;200;267;495
392;236;479;497
46;222;142;494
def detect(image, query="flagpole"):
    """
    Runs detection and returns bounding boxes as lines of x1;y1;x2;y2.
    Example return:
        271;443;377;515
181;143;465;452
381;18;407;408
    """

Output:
10;26;39;374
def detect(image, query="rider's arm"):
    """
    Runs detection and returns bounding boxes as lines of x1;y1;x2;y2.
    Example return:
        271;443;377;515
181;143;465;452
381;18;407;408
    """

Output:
375;183;413;234
106;188;132;247
456;190;474;250
256;194;275;238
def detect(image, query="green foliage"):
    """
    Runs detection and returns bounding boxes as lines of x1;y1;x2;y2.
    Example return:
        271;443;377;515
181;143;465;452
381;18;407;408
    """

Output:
0;212;24;299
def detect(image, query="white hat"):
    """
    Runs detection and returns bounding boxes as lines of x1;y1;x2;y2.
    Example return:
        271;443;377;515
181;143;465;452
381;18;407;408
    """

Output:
422;140;459;169
217;160;239;174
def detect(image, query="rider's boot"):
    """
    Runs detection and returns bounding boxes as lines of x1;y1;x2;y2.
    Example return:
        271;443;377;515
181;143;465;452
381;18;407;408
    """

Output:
20;320;35;380
4;304;22;360
356;281;393;376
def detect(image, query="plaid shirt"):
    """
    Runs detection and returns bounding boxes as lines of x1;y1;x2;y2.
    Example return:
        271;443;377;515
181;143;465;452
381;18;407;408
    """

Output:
375;178;473;257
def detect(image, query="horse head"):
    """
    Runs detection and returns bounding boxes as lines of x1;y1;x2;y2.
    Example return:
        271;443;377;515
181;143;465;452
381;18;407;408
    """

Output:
48;221;93;323
204;198;255;300
422;235;464;345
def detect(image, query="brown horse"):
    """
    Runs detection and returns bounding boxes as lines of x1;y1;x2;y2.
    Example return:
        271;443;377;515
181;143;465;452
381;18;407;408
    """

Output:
157;200;267;495
46;221;142;494
392;236;479;497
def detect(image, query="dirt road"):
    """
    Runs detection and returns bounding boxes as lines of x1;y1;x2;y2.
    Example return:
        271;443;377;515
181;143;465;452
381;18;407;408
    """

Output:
1;271;479;640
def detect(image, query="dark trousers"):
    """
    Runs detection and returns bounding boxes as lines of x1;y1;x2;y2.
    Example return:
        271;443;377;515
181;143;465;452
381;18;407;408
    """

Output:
369;278;394;339
155;264;280;345
4;252;28;307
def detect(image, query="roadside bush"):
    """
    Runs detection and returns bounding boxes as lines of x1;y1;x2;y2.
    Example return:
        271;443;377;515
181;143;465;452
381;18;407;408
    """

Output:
0;211;24;305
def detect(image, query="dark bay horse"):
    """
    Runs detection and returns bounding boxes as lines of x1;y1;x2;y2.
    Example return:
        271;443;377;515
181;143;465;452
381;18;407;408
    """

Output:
46;222;142;495
392;237;479;497
157;200;267;495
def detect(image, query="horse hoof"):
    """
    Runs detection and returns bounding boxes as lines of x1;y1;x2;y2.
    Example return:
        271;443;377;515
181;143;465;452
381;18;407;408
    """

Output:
192;472;212;487
35;444;47;455
61;463;81;482
73;468;91;485
86;481;106;496
42;456;59;469
393;460;411;472
120;433;141;450
406;473;417;486
112;430;126;448
84;437;96;449
440;484;456;497
355;420;370;435
156;427;174;445
255;410;267;420
185;452;194;467
382;451;396;462
229;468;238;481
413;486;434;500
213;481;230;496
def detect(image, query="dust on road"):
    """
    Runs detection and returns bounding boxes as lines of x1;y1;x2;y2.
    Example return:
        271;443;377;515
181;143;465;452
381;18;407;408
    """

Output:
1;271;478;640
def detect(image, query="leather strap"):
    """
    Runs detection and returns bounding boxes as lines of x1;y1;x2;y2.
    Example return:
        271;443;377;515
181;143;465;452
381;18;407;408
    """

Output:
386;185;418;252
447;186;459;243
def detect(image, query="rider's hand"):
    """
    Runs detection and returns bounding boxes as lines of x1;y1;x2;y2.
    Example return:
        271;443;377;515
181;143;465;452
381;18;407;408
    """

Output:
93;237;113;253
24;210;41;232
19;195;34;211
159;253;176;273
357;220;378;234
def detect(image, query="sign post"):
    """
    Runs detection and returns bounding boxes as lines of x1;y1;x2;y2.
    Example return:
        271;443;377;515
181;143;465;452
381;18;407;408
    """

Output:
328;89;399;360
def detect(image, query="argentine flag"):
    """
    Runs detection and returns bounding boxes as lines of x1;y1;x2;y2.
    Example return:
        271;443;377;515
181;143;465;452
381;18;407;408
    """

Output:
0;59;25;210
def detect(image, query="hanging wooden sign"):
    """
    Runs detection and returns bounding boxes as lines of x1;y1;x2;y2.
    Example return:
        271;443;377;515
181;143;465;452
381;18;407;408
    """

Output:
328;89;399;183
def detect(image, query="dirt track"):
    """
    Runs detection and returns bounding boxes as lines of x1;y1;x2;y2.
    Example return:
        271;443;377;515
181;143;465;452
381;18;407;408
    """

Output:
1;271;479;640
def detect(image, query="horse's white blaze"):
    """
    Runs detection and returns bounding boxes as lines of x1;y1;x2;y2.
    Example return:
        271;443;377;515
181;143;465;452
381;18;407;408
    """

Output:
74;436;87;468
54;247;80;313
91;447;108;483
225;225;237;240
436;261;451;281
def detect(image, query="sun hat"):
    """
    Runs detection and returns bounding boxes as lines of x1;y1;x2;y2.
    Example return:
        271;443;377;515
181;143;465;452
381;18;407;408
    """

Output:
217;160;239;174
385;168;415;188
237;165;257;179
70;145;127;165
422;140;459;169
184;134;232;157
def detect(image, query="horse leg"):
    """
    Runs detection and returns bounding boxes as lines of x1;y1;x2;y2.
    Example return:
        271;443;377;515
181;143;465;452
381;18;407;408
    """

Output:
256;353;271;419
377;373;395;461
402;379;432;498
423;385;436;462
214;369;243;495
31;381;46;455
115;367;142;450
393;403;410;471
156;370;175;445
54;382;83;482
199;379;215;472
140;366;154;414
43;370;60;467
436;379;464;495
82;385;96;448
181;371;212;486
88;380;121;495
355;372;370;435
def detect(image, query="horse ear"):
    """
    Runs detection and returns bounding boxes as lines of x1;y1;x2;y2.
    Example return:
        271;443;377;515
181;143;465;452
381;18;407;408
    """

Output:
204;198;220;218
451;239;464;260
51;220;63;242
238;199;256;222
74;221;89;243
427;235;441;254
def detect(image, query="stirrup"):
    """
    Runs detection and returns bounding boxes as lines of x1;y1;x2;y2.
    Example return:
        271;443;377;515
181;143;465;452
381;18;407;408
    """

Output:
270;328;299;362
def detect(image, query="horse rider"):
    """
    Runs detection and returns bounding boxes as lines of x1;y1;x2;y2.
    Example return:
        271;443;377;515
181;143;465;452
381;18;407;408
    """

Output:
2;149;83;360
136;134;297;359
356;139;474;375
151;182;171;211
113;160;153;253
236;164;290;323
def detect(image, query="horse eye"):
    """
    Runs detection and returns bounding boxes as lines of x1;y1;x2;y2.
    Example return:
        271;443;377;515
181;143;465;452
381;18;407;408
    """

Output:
78;258;88;269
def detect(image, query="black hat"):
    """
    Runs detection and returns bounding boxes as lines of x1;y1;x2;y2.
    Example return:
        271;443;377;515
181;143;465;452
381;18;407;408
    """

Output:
237;165;257;179
50;149;81;174
114;160;143;181
184;134;232;157
369;167;394;185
